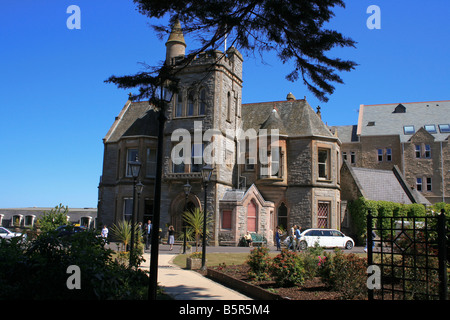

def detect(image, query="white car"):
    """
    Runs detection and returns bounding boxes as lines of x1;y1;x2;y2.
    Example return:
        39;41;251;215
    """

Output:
298;228;354;250
0;227;26;240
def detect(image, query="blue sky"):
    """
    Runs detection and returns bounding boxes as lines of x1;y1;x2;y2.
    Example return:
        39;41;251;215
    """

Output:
1;1;449;209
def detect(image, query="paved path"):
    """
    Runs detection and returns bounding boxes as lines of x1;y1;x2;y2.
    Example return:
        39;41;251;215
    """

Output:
139;247;252;300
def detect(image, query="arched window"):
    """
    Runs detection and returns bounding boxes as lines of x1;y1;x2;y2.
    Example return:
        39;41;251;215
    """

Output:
247;200;257;232
187;91;194;116
175;93;183;117
199;88;207;115
227;91;232;122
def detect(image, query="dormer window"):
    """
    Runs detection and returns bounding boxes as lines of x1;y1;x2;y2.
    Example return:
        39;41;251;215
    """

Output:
424;124;437;133
403;125;415;135
438;124;450;133
393;104;406;113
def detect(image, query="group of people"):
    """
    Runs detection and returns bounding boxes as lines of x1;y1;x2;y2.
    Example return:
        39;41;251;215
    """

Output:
143;220;176;251
275;225;303;251
99;220;176;251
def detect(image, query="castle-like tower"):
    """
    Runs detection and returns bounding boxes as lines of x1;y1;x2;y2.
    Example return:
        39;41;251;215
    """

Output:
161;21;244;243
98;21;342;246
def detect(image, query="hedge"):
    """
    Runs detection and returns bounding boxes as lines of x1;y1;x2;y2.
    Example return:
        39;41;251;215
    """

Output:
348;197;428;244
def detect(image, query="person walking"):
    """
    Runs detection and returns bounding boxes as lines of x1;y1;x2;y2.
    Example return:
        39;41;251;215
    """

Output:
145;220;152;250
275;226;282;251
168;225;175;251
101;225;109;243
294;225;302;251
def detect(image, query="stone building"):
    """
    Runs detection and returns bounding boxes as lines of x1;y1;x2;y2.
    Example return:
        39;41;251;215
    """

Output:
332;101;450;204
97;21;342;246
0;207;97;229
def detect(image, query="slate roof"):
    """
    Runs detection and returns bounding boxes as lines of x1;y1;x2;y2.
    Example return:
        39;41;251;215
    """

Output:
357;100;450;142
242;98;335;138
104;101;158;143
346;165;430;205
330;125;359;143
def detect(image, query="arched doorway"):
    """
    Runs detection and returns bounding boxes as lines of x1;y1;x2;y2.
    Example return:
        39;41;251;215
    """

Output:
277;203;288;230
170;193;201;238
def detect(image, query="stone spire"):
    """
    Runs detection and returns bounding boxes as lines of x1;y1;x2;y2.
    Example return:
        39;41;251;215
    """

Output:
165;19;186;64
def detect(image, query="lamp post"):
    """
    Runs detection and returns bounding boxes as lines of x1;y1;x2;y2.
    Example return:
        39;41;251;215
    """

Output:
148;83;174;300
128;158;142;267
201;164;213;271
183;181;192;254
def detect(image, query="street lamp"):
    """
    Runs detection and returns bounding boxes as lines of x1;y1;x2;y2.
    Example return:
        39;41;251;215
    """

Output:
148;82;174;300
201;164;213;271
183;181;192;254
128;157;141;267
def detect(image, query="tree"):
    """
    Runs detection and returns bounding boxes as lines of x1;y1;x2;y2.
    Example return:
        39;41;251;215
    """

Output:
182;208;212;252
107;0;357;102
37;203;69;233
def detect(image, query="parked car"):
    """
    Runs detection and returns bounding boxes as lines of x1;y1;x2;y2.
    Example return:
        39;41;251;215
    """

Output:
298;228;354;250
56;225;86;237
0;227;27;241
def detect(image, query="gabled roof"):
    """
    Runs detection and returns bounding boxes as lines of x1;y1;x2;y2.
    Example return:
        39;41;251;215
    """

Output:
104;101;158;143
357;100;450;142
343;162;430;205
330;125;359;143
242;98;335;138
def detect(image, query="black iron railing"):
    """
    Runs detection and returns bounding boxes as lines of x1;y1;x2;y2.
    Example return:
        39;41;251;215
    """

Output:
367;209;448;300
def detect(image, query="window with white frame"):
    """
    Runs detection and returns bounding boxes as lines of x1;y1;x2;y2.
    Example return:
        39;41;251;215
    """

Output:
172;146;185;173
123;198;133;221
377;149;383;162
350;151;356;164
386;148;392;161
126;149;139;177
426;177;432;191
424;145;431;158
260;147;283;178
187;91;195;116
415;145;421;158
318;149;330;179
191;143;204;172
199;88;207;115
416;178;423;192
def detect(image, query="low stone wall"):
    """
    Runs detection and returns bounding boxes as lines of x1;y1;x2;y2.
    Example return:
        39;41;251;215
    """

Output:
206;268;288;300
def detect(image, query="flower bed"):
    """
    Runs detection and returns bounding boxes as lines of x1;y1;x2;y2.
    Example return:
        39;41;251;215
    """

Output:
207;248;368;300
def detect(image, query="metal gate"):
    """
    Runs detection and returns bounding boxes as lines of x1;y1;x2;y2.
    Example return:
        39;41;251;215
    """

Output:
367;210;448;300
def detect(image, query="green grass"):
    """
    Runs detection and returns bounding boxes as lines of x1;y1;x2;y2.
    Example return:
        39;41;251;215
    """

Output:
172;252;279;269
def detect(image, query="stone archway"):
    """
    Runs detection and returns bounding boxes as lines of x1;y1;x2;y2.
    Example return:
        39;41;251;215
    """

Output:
170;193;201;238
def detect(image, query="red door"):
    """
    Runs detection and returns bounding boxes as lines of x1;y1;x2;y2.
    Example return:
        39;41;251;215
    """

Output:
247;201;257;232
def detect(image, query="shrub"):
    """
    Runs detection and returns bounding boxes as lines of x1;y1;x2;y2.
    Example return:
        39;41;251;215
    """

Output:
319;249;367;299
246;246;271;281
301;244;325;280
270;249;305;287
0;230;149;299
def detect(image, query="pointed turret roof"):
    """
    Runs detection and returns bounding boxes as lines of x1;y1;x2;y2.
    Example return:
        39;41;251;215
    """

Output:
166;19;186;47
259;108;288;135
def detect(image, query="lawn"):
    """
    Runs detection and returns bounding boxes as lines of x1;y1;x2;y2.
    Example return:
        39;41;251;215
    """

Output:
172;252;279;268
